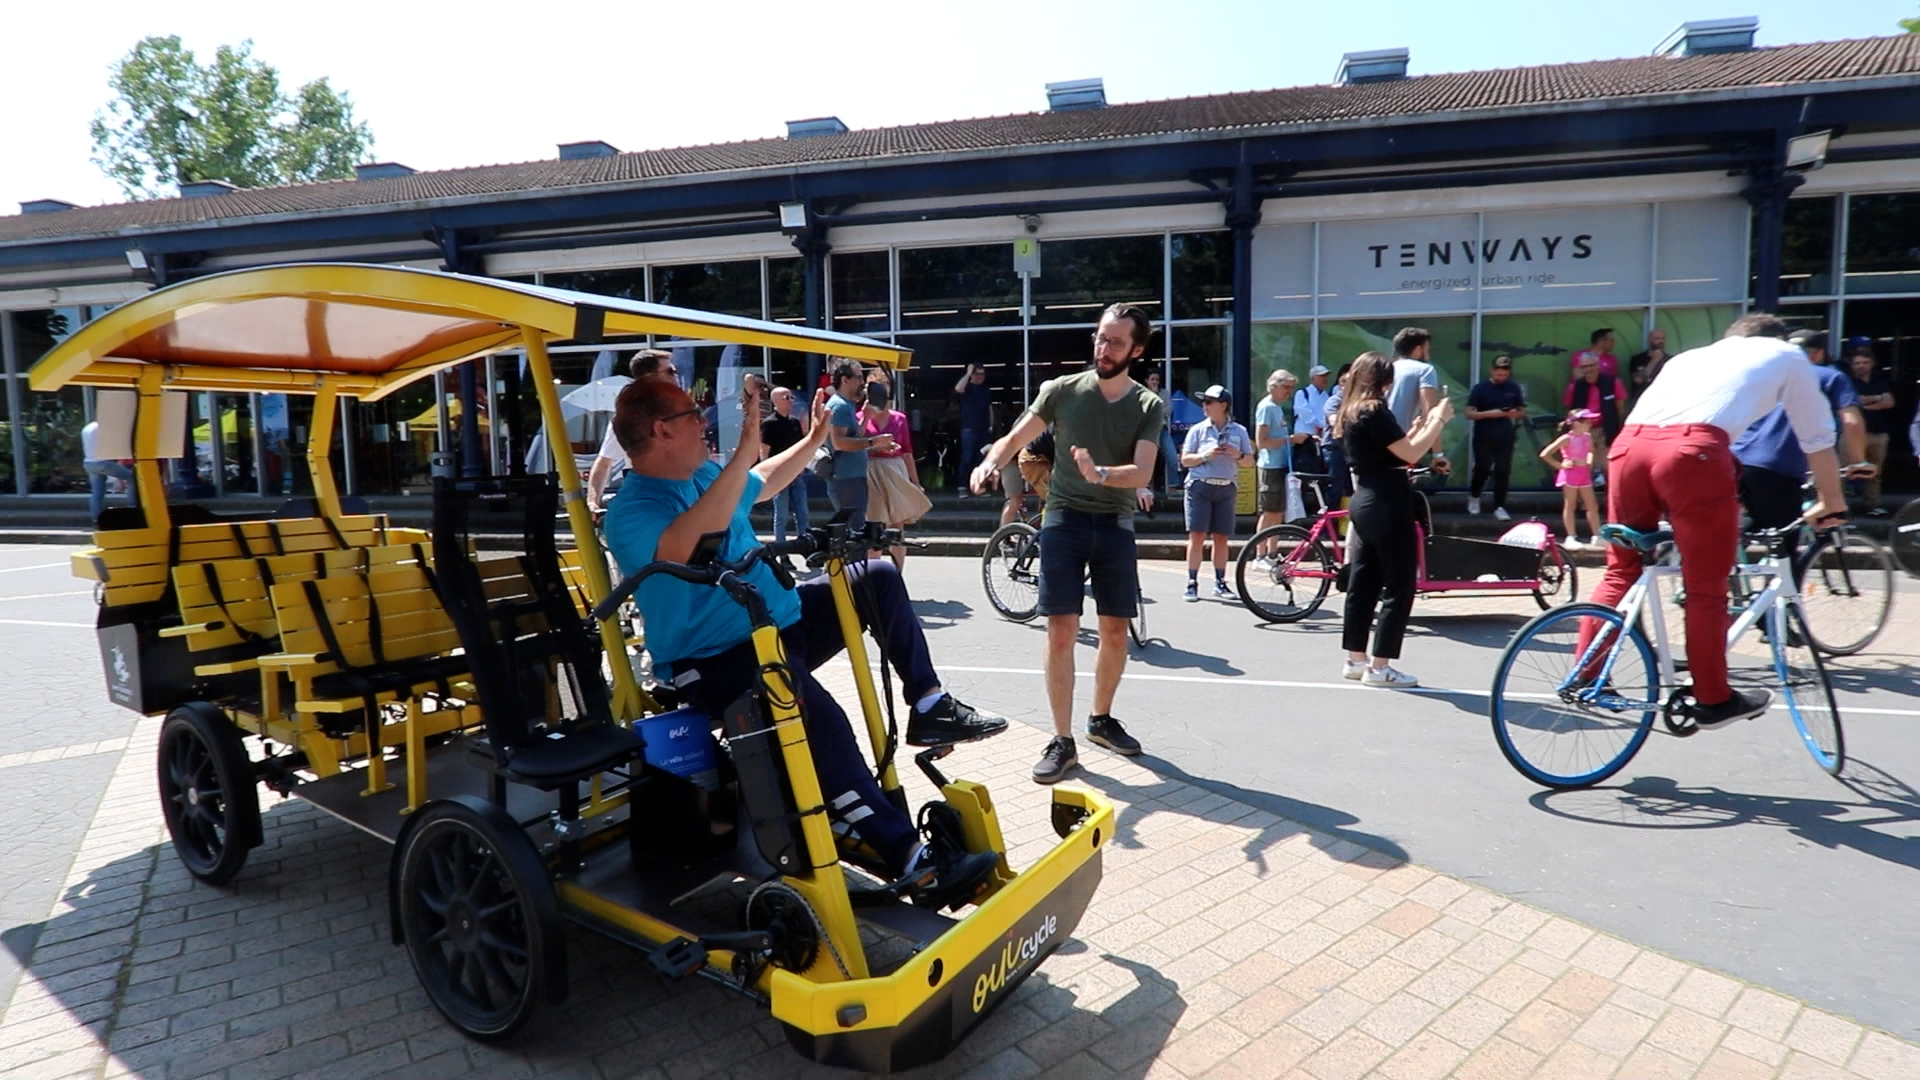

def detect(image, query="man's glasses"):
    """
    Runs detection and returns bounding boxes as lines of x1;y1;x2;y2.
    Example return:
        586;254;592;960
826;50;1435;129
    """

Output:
1090;334;1134;351
658;406;701;425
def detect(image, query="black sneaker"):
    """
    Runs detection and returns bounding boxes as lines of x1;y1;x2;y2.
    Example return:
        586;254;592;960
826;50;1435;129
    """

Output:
906;802;1001;911
1087;715;1142;756
1032;736;1078;784
906;695;1009;747
1694;688;1774;730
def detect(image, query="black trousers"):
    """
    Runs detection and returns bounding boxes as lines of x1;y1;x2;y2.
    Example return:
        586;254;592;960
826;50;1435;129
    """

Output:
1470;431;1515;507
1738;464;1804;567
1343;475;1418;660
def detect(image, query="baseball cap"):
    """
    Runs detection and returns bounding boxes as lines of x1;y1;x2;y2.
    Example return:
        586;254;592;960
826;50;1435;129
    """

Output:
1843;334;1874;355
1199;384;1231;404
1568;408;1601;422
1308;364;1330;376
1491;356;1513;369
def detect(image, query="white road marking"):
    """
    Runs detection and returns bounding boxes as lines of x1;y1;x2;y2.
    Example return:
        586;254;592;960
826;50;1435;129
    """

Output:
0;562;70;574
0;618;94;629
935;665;1920;717
0;590;94;602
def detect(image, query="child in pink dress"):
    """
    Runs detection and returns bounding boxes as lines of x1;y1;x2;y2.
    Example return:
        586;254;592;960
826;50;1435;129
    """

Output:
1540;409;1603;550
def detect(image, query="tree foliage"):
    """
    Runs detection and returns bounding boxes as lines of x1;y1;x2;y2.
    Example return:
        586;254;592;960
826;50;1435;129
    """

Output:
90;37;374;200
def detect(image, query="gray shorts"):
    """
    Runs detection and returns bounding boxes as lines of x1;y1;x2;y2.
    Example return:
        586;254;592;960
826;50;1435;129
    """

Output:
1184;480;1237;535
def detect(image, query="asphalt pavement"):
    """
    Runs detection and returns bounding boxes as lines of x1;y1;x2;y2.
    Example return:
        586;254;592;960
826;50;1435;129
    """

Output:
896;553;1920;1042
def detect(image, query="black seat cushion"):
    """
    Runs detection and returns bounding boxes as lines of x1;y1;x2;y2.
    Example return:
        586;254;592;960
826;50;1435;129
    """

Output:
503;723;641;785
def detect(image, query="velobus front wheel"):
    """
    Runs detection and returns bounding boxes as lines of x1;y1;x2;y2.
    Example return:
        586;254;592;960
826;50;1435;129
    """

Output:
1490;603;1659;789
1771;600;1845;776
1234;523;1332;623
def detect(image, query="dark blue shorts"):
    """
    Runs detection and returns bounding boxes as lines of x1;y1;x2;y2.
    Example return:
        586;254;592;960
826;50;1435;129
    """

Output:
1037;510;1138;619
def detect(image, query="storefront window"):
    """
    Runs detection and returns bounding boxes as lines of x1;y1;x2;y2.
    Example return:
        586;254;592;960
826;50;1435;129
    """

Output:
768;257;804;323
1844;193;1920;296
542;266;646;302
1652;305;1738;357
1477;310;1645;488
354;377;442;494
899;244;1021;330
1657;200;1749;304
1029;235;1162;325
1167;325;1226;398
1250;323;1312;388
1171;232;1231;320
831;250;890;332
1776;196;1836;298
651;260;762;318
12;308;89;494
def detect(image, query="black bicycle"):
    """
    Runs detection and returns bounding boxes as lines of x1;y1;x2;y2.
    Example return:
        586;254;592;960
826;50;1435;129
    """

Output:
982;513;1149;649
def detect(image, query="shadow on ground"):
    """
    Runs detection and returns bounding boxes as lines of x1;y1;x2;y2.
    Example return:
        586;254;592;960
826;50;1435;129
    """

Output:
2;789;1183;1080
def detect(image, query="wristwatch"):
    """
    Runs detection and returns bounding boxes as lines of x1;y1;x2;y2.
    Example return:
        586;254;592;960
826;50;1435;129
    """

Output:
1095;465;1111;484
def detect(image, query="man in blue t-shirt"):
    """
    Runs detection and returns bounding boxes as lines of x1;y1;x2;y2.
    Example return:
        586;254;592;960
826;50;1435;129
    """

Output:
1732;329;1870;559
601;378;1005;902
824;359;891;529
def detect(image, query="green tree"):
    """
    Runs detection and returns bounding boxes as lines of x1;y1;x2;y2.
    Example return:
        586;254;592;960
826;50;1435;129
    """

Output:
90;36;374;200
1903;14;1920;32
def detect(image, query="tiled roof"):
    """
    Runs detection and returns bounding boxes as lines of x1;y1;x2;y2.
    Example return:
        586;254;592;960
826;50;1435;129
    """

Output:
5;34;1917;247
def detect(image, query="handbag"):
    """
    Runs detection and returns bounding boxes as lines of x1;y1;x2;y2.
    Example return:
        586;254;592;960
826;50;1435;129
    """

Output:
810;441;837;481
1284;473;1307;522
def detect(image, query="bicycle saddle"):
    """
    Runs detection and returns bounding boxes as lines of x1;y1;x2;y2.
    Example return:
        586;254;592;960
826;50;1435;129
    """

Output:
1597;524;1672;551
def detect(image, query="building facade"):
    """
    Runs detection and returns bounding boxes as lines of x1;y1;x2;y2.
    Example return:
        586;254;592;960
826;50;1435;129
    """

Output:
3;27;1917;497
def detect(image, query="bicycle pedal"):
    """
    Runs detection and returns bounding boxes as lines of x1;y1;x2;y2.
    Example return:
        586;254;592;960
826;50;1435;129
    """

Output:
649;937;708;981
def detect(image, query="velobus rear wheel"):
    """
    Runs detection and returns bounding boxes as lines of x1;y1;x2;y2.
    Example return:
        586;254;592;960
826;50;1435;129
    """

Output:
982;522;1040;623
1533;546;1580;610
1772;600;1844;776
1234;523;1332;623
1490;603;1658;789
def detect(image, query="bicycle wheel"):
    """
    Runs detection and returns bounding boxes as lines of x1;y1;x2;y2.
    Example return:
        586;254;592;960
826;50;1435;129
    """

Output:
1771;599;1844;775
1797;528;1894;656
1891;499;1920;578
982;522;1040;623
1129;583;1148;648
1490;602;1659;789
1234;523;1333;623
1532;545;1580;611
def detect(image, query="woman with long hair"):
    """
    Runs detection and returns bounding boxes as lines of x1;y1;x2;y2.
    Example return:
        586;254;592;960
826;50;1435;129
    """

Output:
860;380;932;571
1332;352;1453;688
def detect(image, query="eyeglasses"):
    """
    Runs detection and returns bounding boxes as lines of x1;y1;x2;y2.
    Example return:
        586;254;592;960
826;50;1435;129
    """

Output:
1090;334;1134;351
658;406;702;426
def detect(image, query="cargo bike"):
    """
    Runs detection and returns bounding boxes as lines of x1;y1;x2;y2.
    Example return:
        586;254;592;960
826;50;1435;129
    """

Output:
35;264;1112;1072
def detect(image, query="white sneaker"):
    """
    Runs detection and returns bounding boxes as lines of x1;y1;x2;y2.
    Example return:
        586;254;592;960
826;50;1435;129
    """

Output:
1467;497;1481;515
1342;660;1366;681
1493;507;1511;522
1561;537;1584;551
1362;665;1419;689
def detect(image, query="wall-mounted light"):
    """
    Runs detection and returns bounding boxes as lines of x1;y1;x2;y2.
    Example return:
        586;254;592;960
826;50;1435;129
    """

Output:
125;248;148;271
779;202;809;232
1785;130;1832;172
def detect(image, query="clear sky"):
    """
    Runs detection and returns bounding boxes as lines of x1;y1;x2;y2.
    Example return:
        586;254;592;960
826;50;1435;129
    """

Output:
3;0;1914;216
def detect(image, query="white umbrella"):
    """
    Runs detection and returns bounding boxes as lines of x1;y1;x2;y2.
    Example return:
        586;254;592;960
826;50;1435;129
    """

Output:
560;375;632;413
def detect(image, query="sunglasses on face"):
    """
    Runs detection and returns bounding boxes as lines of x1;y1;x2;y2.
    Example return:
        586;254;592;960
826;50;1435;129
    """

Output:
658;406;702;426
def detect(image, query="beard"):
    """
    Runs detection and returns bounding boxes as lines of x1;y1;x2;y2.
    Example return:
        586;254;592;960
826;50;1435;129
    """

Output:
1094;354;1131;380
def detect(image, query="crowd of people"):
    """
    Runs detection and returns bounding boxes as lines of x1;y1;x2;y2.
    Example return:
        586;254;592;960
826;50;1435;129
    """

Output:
588;308;1911;794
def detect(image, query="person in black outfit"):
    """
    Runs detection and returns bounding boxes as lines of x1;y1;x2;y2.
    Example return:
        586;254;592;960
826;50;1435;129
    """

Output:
760;386;810;541
1333;352;1453;690
1465;355;1526;520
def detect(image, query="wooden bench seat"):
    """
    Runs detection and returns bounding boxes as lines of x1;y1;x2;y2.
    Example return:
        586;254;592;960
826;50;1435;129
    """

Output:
262;561;469;716
73;514;425;609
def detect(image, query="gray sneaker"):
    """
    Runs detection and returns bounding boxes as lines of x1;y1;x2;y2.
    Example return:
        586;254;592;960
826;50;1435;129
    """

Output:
1032;736;1078;784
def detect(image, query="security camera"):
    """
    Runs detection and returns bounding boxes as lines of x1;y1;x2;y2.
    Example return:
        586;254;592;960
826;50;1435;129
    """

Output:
1020;215;1041;234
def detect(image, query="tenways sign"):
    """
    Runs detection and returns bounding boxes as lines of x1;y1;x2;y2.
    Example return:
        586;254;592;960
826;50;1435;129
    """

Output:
1319;207;1653;315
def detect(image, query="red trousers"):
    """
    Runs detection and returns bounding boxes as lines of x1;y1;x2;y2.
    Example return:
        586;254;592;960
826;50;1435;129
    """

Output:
1583;424;1740;704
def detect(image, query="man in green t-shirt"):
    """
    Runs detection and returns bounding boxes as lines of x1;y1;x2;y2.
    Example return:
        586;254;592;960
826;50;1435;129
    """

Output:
972;304;1166;784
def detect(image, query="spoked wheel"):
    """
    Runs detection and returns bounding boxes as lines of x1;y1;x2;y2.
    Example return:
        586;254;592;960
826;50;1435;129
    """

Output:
1797;528;1894;656
982;522;1040;623
1891;499;1920;579
1129;583;1149;649
1771;601;1845;776
1532;546;1580;610
1489;603;1659;789
1233;523;1333;623
157;703;261;884
396;797;560;1041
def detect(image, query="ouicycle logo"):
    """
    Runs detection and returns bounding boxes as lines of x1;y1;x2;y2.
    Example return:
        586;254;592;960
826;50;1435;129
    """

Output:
971;913;1059;1012
1366;235;1594;270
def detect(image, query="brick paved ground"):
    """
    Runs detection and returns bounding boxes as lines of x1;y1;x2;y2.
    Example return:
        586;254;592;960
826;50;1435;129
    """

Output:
4;668;1919;1079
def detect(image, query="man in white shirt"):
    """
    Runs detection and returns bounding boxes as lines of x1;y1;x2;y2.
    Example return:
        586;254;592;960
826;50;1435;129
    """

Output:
1585;314;1846;730
1387;328;1450;476
588;349;679;515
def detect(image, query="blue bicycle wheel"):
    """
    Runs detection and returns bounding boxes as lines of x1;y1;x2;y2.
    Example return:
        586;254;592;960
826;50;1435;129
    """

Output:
1770;600;1845;775
1490;602;1659;789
